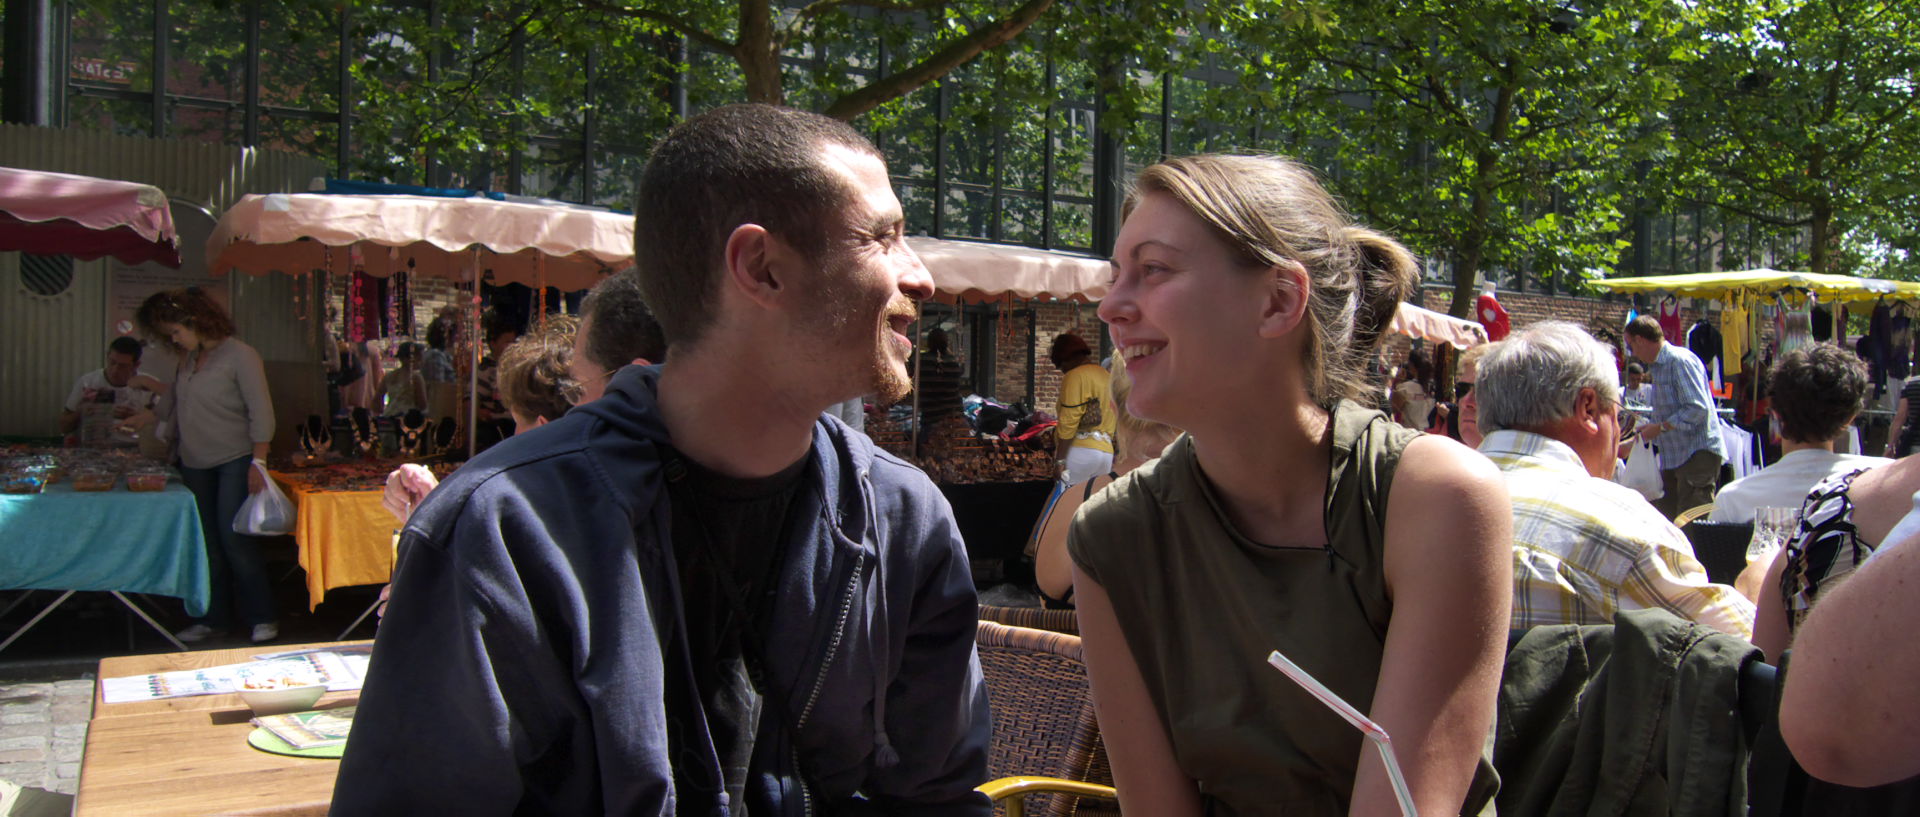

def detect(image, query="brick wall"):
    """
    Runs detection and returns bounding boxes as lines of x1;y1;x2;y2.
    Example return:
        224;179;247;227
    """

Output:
989;301;1101;412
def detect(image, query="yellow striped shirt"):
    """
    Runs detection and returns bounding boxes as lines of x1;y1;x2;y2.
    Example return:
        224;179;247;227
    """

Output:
1482;429;1755;639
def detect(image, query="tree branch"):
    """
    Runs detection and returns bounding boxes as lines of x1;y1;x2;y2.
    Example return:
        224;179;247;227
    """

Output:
574;0;734;52
797;0;949;18
820;0;1054;120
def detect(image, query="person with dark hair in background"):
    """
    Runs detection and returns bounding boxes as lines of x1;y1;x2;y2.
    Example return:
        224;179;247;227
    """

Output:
421;314;457;385
569;268;666;404
1050;331;1115;487
339;103;990;816
1712;345;1885;524
1626;314;1727;517
123;287;280;644
915;327;964;434
60;335;153;447
377;341;428;417
1074;155;1509;816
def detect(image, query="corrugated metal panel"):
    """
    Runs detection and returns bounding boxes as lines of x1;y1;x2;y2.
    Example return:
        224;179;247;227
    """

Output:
0;126;330;437
0;254;109;437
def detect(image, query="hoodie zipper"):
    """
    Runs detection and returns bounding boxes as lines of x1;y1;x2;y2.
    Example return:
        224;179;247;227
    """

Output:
793;550;862;817
796;550;863;729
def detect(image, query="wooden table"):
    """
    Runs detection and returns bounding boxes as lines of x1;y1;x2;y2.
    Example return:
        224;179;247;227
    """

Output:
76;640;370;816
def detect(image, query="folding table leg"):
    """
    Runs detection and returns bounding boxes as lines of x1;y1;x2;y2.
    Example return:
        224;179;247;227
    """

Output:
337;596;383;641
110;592;188;651
0;590;76;654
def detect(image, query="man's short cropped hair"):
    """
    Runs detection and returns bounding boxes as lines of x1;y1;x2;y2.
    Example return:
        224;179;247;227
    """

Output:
1625;315;1664;342
108;336;143;361
1769;343;1870;444
1476;321;1622;433
632;103;881;352
580;270;666;369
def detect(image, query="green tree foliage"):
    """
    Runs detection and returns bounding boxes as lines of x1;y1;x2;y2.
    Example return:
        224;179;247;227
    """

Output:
1666;0;1920;277
1211;0;1693;314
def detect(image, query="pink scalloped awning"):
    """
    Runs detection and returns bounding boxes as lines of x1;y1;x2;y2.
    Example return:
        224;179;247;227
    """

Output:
1389;302;1488;349
207;193;635;291
907;237;1110;304
0;166;180;266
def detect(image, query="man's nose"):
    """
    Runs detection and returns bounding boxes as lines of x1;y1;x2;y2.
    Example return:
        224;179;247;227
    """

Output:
898;249;934;301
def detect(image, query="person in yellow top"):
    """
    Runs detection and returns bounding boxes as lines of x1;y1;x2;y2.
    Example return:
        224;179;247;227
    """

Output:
1049;332;1116;487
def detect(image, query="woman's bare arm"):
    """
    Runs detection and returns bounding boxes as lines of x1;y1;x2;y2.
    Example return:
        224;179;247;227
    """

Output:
1073;567;1203;817
1353;435;1511;817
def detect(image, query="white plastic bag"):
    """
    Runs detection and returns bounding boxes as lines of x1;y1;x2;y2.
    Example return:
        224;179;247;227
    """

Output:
234;462;296;536
1617;440;1664;502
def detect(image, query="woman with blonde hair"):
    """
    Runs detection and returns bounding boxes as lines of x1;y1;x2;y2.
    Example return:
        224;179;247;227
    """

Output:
1072;155;1511;816
1030;354;1181;607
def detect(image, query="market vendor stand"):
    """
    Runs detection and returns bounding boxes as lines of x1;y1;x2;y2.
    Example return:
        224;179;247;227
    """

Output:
0;169;197;653
883;238;1112;584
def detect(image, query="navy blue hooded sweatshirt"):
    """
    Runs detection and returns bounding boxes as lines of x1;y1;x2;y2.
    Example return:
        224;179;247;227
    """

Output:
330;366;992;816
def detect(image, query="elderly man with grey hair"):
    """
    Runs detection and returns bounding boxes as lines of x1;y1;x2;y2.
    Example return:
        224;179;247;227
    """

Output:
1477;321;1755;638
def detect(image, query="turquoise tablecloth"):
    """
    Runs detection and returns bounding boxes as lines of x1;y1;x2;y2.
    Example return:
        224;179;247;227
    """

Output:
0;481;210;616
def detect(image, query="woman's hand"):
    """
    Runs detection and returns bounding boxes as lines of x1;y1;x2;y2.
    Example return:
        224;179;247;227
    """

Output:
381;464;440;524
115;409;157;435
247;463;266;495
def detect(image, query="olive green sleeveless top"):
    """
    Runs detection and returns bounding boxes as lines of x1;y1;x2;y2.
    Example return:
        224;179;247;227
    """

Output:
1069;400;1498;816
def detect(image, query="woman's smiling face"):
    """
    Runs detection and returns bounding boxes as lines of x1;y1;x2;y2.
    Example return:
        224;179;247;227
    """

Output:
1098;192;1279;429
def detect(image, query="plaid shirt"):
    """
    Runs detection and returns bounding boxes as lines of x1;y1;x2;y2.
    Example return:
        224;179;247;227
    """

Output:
1482;429;1755;639
1647;342;1726;470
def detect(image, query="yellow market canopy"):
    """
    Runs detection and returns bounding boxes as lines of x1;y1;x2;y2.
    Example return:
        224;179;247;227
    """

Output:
1590;269;1920;303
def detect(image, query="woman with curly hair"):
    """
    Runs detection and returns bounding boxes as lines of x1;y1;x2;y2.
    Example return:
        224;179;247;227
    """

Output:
128;287;279;644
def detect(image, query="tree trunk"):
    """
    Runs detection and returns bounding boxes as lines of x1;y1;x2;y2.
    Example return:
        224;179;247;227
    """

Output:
736;0;782;105
1449;81;1517;318
1810;201;1832;275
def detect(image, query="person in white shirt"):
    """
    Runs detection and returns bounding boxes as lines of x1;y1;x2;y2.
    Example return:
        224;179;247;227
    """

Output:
59;336;153;447
1712;344;1887;524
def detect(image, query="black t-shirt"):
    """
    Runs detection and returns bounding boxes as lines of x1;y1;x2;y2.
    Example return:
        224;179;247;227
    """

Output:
664;448;812;813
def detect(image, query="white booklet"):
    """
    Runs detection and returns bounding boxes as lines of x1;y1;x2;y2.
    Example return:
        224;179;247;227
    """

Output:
1267;649;1419;817
101;650;370;704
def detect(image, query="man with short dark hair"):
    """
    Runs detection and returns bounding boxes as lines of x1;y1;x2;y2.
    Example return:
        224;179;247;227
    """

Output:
1712;345;1888;523
1626;315;1727;517
1479;321;1754;638
60;336;151;447
570;268;667;404
338;104;991;817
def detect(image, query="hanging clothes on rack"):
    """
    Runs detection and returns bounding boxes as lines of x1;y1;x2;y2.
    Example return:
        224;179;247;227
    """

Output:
1811;304;1833;342
1779;293;1813;355
1721;292;1748;376
1657;294;1683;341
1688;318;1724;384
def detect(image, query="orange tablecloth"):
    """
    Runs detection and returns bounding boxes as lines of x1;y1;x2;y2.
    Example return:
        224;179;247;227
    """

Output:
273;472;394;610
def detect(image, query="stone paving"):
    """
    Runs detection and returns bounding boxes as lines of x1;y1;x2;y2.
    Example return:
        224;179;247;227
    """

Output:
0;674;94;798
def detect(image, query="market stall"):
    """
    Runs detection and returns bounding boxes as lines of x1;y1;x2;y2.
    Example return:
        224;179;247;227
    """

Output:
1;449;205;653
1592;269;1920;465
876;238;1112;583
207;191;633;610
1;170;197;651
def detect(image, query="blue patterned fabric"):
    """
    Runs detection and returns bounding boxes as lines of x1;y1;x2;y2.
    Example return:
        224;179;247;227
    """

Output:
1648;342;1727;470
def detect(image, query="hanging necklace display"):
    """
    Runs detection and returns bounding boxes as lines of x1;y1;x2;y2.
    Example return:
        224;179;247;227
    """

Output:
350;407;375;458
399;409;430;457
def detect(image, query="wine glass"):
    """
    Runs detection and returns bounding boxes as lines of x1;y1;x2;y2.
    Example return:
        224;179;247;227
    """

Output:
1748;506;1799;564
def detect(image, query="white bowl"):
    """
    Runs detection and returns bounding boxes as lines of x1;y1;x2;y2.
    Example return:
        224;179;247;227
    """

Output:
238;683;326;716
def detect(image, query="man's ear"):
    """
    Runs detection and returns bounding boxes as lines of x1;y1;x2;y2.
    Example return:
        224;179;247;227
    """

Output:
1257;260;1311;339
1577;387;1605;433
722;224;797;310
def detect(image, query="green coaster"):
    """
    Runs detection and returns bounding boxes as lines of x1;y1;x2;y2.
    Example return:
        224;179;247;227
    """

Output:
247;727;346;759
